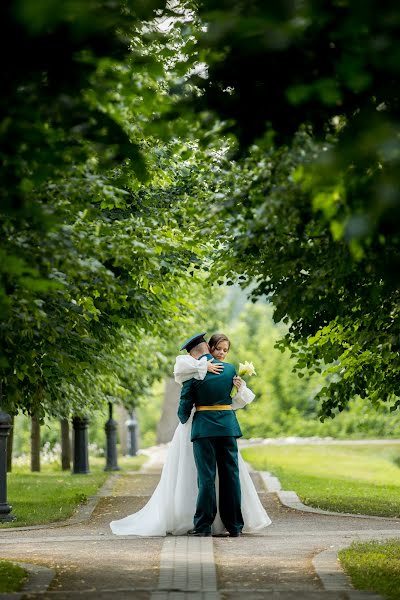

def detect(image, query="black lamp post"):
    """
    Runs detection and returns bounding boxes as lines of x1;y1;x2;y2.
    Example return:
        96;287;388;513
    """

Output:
72;416;90;474
104;402;120;471
126;410;138;457
0;408;16;522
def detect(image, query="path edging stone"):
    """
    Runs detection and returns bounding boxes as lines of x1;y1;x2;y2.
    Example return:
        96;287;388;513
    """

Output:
259;471;400;522
312;546;384;599
0;561;55;599
257;468;394;600
16;561;56;594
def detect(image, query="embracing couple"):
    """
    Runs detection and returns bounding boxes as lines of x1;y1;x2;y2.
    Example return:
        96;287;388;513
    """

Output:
110;332;271;537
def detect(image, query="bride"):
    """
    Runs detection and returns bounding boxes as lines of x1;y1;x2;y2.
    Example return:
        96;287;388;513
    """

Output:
110;333;271;536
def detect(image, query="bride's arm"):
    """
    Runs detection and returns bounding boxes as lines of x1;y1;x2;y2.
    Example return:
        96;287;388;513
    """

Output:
173;355;208;385
231;379;255;410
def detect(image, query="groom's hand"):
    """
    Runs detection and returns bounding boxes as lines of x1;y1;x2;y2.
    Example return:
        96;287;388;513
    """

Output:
207;359;224;374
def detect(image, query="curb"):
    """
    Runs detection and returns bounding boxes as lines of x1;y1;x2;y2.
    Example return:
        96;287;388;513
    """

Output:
0;561;55;599
257;466;397;598
17;561;55;594
259;471;400;523
253;465;388;599
0;473;120;534
312;546;384;600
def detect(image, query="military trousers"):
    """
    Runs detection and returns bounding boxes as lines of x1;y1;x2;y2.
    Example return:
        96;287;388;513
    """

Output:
192;436;244;535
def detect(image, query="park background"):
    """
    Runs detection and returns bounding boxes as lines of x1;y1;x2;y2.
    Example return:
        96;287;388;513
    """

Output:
1;1;399;598
9;284;400;468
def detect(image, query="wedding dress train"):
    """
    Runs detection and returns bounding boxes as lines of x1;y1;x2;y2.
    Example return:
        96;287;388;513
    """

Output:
110;408;271;536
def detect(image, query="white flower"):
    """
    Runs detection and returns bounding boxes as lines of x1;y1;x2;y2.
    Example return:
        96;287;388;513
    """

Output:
231;360;257;398
238;361;257;377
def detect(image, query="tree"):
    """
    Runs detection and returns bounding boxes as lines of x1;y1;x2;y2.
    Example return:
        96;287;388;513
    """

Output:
0;1;216;420
164;0;400;416
225;299;400;438
226;302;322;435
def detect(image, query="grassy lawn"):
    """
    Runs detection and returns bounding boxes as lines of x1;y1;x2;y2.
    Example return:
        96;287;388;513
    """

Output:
242;443;400;517
0;560;28;593
0;454;147;528
339;539;400;600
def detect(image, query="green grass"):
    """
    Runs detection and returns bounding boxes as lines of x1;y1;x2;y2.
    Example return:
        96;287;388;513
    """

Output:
1;454;147;528
0;560;28;593
339;539;400;600
242;443;400;517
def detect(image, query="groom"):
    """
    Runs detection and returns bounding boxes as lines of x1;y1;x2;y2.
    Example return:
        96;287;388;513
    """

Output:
177;332;244;537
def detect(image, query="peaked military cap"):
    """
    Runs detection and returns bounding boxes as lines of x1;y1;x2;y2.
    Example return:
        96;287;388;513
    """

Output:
180;332;207;352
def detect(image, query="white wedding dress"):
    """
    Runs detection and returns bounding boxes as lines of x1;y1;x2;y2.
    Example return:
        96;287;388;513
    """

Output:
110;356;272;536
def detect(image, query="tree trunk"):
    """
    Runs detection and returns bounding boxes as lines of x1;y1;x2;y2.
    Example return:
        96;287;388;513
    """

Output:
60;418;71;471
6;416;14;473
157;377;180;443
31;415;41;472
117;404;129;456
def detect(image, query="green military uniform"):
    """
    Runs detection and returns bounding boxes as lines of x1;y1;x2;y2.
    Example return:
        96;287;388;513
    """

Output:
178;353;244;535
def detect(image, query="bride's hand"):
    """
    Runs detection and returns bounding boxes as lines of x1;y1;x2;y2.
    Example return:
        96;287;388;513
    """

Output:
233;376;243;389
207;359;224;374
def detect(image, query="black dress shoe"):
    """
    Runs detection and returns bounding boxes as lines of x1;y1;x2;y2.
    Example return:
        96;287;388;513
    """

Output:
187;528;211;537
228;531;242;537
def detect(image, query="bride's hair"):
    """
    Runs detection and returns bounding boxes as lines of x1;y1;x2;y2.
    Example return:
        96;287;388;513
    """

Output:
208;333;231;352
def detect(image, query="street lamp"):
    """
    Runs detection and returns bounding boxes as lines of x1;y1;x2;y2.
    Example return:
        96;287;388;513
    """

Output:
72;416;90;474
104;402;120;471
126;410;138;457
0;408;16;522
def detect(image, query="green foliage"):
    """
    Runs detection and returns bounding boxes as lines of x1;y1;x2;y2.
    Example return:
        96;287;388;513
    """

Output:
339;540;400;600
243;443;400;517
165;1;400;417
1;152;213;417
226;301;323;435
205;128;399;418
225;300;400;438
0;561;27;593
0;1;217;419
3;0;399;429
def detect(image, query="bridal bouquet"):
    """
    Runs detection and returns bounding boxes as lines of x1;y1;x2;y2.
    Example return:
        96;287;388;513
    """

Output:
231;361;257;398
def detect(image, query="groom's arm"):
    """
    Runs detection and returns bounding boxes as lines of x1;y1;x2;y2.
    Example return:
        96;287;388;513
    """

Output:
177;379;194;424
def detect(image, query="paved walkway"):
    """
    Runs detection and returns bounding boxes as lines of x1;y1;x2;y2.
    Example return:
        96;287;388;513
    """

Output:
1;450;400;599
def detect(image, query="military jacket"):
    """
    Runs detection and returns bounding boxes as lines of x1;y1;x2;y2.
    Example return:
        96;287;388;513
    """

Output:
177;353;243;441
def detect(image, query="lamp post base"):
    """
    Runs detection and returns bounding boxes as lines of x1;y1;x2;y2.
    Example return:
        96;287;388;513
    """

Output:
0;514;16;523
0;503;16;522
0;408;16;522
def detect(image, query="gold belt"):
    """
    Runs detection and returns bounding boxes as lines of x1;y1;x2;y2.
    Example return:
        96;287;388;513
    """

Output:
196;405;232;411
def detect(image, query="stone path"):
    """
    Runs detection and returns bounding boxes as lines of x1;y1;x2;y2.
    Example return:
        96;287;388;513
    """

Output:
1;450;400;599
